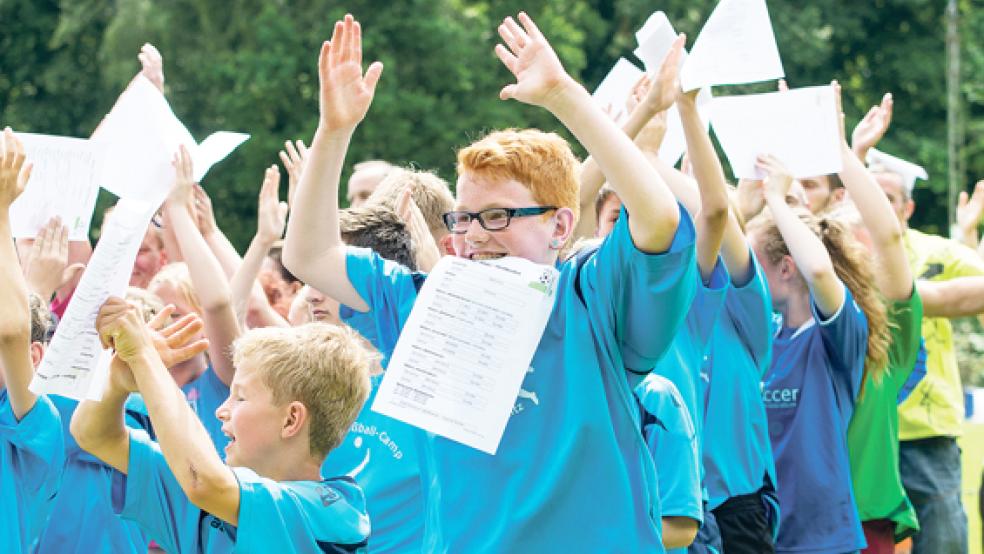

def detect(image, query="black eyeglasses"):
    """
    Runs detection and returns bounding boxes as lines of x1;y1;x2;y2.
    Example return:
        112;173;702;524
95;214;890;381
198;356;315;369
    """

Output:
442;206;557;234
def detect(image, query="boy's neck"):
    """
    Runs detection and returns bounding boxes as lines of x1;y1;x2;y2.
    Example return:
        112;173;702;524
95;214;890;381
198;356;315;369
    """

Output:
255;452;324;482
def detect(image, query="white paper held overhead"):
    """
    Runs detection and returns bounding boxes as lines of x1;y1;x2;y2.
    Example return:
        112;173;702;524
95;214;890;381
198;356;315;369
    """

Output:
30;198;158;401
680;0;784;91
8;133;104;240
193;132;251;182
709;85;842;179
633;11;677;73
592;58;645;123
372;255;559;455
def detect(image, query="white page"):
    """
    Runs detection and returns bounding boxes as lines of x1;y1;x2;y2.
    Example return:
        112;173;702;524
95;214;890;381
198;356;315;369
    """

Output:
866;148;928;194
680;0;784;91
30;198;157;401
633;11;677;73
8;133;105;240
192;131;250;182
592;58;645;123
709;85;842;179
372;256;559;455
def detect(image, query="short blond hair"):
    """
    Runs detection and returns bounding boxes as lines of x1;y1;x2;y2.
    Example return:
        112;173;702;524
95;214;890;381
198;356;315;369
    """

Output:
457;129;580;224
368;167;455;238
148;263;202;315
232;323;374;458
29;293;53;344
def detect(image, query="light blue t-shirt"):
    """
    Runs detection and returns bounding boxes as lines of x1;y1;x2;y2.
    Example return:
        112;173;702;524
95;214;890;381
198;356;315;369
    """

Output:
322;371;424;553
34;396;153;554
636;374;702;524
764;286;867;554
182;366;230;457
346;206;697;552
652;259;729;472
0;391;64;553
701;254;777;510
112;429;370;553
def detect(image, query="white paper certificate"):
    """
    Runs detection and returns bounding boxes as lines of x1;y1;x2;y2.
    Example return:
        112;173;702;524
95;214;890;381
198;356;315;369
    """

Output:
372;255;559;455
30;198;157;401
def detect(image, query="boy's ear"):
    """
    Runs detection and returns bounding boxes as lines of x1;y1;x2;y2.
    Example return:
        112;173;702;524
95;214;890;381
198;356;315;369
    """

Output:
30;342;44;369
287;280;304;295
553;207;576;243
779;254;797;280
439;234;455;256
281;401;309;440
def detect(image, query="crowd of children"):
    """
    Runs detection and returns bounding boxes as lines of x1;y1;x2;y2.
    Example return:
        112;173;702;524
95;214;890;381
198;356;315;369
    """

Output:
2;10;982;554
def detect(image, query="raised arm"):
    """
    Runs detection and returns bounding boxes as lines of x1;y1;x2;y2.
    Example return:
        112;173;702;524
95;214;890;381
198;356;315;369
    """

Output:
955;181;984;251
918;276;984;318
283;15;383;311
760;154;844;316
164;146;241;385
677;89;728;280
231;165;290;328
195;185;244;277
22;217;85;302
0;128;38;419
496;14;679;252
92;298;238;523
850;92;892;162
835;83;912;300
395;188;441;271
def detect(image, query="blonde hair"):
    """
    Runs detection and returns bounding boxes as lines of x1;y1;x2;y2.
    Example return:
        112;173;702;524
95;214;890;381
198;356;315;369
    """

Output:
29;293;53;344
232;323;374;458
457;129;580;224
368;167;455;238
148;263;202;315
125;287;165;323
747;209;890;384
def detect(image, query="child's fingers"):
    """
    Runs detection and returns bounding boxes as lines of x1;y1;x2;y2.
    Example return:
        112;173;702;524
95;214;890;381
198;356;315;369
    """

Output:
147;305;176;331
165;315;205;346
494;44;518;75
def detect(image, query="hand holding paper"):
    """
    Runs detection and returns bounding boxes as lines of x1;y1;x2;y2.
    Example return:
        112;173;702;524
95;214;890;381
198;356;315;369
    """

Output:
757;154;793;200
23;217;85;301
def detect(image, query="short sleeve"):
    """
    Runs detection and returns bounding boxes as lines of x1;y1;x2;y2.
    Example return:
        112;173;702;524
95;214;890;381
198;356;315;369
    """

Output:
345;247;421;345
885;288;924;389
233;468;370;549
685;257;729;355
940;239;984;279
811;285;868;398
0;394;64;495
580;204;697;373
724;253;774;374
111;429;200;554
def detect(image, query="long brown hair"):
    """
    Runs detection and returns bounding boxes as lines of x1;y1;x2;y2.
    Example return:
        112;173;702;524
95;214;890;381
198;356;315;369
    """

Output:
748;209;890;384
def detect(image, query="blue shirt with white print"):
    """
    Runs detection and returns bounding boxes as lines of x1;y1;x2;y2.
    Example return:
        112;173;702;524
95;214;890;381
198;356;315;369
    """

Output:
345;205;697;552
112;429;370;553
701;253;777;510
765;285;867;553
0;391;63;553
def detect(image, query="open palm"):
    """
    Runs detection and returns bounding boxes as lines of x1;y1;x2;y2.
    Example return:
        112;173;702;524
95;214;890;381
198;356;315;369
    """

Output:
319;15;383;131
495;13;569;106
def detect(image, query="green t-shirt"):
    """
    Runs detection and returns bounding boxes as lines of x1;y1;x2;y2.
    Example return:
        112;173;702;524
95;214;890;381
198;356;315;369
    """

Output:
846;288;922;540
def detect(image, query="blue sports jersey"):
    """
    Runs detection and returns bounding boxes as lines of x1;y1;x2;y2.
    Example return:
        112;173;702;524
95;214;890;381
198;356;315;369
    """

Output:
322;374;424;553
182;366;230;457
652;258;728;472
112;429;370;553
636;374;702;524
346;206;697;551
701;254;777;510
34;396;153;553
0;391;64;553
764;286;867;553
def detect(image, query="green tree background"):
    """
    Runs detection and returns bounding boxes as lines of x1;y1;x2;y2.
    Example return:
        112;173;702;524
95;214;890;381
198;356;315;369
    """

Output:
2;1;984;386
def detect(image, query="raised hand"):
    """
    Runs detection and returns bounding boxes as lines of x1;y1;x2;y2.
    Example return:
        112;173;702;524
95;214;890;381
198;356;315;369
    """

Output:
635;110;668;154
957;180;984;237
852;92;893;158
757;154;793;200
395;188;441;271
139;43;165;92
96;297;157;365
736;178;766;221
0;127;33;208
278;139;308;208
494;12;573;107
256;165;288;244
146;305;210;369
167;145;196;211
318;14;384;132
24;217;85;301
193;184;217;237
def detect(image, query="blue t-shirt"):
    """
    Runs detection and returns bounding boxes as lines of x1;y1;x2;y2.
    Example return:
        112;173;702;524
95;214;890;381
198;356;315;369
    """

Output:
34;396;153;554
112;429;370;553
322;371;424;554
701;254;777;510
764;286;867;553
0;391;64;553
182;366;230;457
652;259;728;473
346;206;697;552
636;374;702;524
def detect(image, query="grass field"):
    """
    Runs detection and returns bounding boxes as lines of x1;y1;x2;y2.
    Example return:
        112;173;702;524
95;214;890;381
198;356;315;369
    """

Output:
960;421;984;554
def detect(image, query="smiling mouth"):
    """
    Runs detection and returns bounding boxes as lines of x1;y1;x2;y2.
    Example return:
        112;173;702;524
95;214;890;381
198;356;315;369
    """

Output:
470;253;507;261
